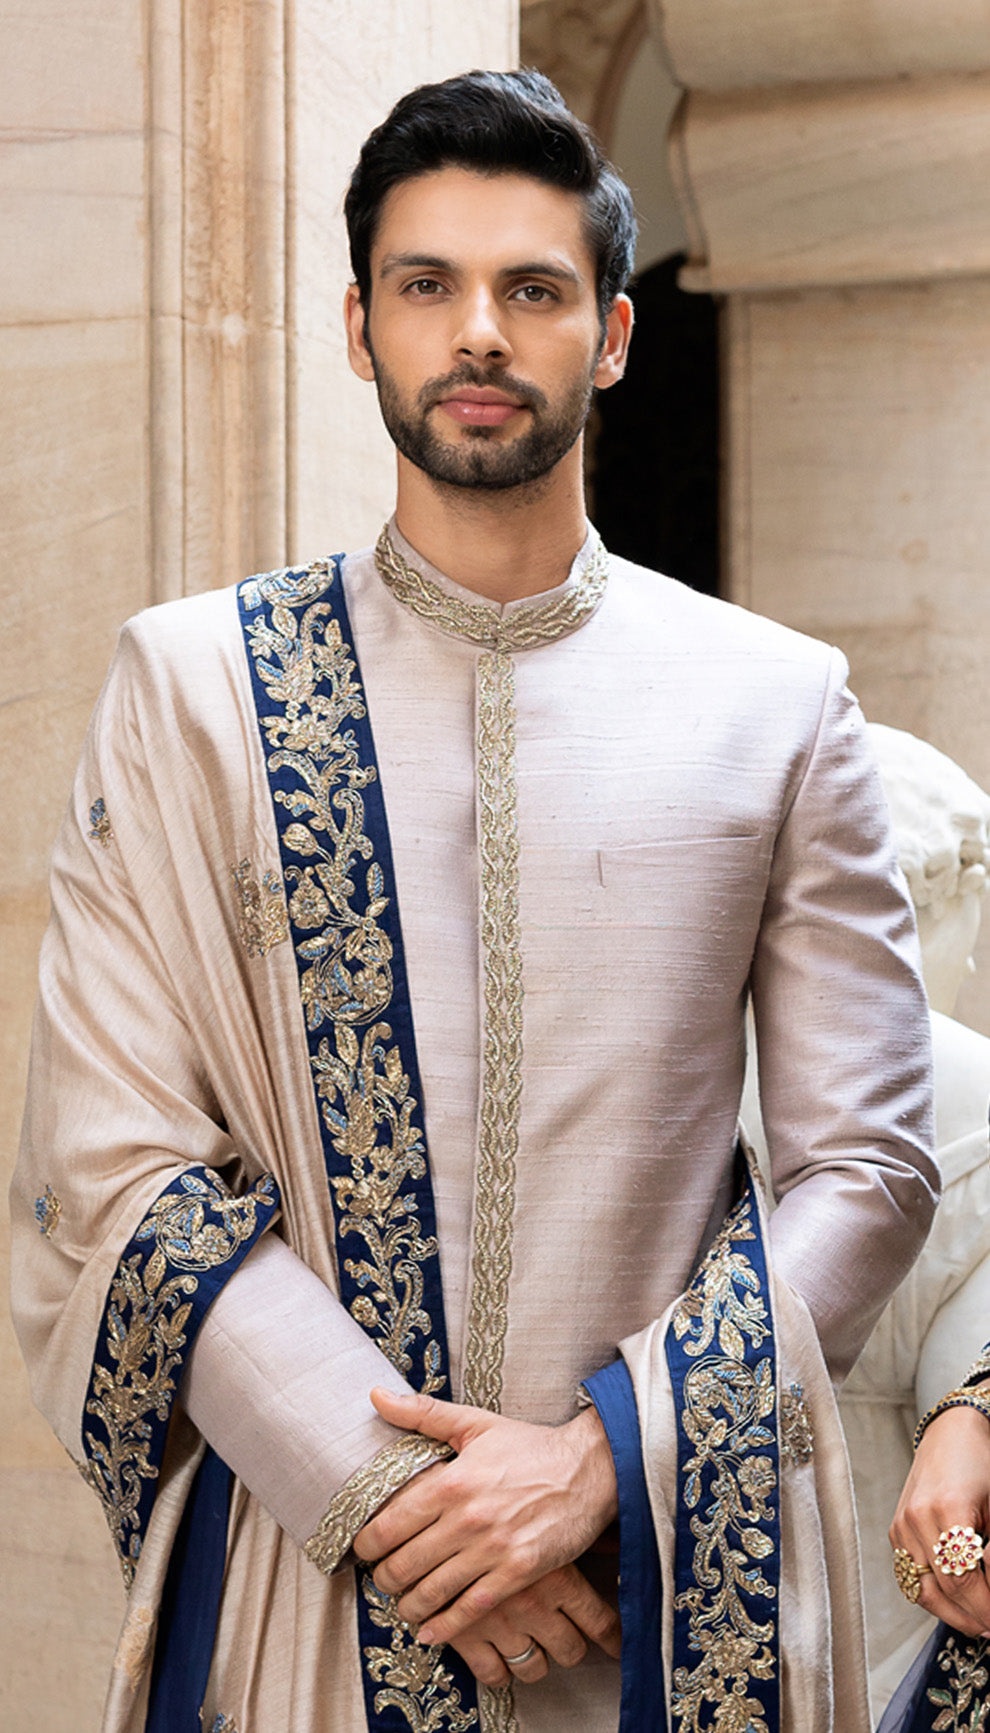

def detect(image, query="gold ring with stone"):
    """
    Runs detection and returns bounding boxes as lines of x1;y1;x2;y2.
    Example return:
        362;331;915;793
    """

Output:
502;1643;538;1668
893;1547;933;1602
934;1525;986;1576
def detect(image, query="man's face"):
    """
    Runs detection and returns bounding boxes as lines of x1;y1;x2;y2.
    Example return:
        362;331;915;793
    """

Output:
345;167;629;493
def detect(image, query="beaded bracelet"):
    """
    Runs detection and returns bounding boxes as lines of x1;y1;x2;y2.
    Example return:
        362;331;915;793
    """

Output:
913;1386;990;1453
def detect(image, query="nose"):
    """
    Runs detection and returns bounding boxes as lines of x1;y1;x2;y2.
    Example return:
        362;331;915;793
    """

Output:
453;287;512;365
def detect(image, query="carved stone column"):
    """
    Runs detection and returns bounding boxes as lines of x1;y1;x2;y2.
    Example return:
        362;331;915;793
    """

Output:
651;0;990;1031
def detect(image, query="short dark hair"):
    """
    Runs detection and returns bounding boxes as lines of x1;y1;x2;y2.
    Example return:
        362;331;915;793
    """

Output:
345;68;637;325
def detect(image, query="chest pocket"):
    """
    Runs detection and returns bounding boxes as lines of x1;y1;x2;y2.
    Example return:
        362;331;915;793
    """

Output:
519;837;770;936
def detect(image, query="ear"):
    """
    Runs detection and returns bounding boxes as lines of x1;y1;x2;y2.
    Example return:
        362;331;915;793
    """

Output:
593;293;634;392
344;284;376;383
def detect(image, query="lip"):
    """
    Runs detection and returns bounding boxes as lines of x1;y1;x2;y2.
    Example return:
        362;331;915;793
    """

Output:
437;387;526;428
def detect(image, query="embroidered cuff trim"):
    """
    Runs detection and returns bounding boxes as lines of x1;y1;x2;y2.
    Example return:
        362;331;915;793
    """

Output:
304;1434;454;1577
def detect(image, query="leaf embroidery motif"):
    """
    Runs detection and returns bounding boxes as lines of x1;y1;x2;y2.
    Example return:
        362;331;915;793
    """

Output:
926;1636;990;1731
240;568;447;1393
84;1169;277;1584
669;1194;779;1733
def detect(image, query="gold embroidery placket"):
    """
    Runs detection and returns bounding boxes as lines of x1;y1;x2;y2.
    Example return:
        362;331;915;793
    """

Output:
375;528;609;1733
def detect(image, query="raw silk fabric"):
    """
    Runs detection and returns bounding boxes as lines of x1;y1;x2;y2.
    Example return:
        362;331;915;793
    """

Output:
11;524;935;1732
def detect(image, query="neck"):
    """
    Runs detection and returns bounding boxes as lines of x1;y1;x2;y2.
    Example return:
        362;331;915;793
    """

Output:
392;445;589;603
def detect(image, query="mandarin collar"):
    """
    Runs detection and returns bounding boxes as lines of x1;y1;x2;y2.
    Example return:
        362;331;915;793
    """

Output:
374;517;609;652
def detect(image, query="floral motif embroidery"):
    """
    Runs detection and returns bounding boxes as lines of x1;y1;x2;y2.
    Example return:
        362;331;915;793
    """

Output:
88;796;114;849
114;1602;157;1687
202;1716;240;1733
668;1192;779;1733
239;566;447;1392
780;1382;814;1467
362;1578;478;1731
83;1167;278;1585
34;1183;61;1237
926;1635;990;1730
231;858;289;957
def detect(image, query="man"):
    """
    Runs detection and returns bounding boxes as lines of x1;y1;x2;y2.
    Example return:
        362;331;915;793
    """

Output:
12;69;936;1733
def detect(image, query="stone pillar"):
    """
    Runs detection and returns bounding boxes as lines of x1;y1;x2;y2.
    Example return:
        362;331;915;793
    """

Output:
651;0;990;1032
0;5;517;1725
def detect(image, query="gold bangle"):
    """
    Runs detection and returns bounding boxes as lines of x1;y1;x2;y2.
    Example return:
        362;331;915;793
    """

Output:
914;1387;990;1453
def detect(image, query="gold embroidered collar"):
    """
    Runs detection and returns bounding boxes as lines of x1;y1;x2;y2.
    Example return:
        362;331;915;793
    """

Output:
374;521;609;652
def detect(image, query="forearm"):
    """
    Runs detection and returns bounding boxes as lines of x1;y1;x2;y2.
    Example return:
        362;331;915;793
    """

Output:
183;1234;443;1551
767;1154;936;1380
753;654;937;1377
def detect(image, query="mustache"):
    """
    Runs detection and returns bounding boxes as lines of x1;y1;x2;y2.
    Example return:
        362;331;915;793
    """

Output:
417;365;548;414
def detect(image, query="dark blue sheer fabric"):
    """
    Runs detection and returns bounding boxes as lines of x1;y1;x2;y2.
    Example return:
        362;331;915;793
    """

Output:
146;1446;233;1733
878;1626;990;1732
583;1357;666;1733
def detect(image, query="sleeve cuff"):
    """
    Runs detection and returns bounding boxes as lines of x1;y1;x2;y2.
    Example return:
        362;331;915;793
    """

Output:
303;1433;453;1576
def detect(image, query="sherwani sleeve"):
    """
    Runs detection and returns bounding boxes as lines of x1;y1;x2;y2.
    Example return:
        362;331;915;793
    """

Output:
751;648;937;1379
10;621;436;1578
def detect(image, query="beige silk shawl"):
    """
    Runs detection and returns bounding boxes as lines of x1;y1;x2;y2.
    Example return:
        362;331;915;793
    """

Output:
11;524;936;1732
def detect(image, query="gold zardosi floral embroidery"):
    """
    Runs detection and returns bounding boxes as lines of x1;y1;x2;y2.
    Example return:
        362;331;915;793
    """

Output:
362;1576;478;1732
231;858;289;957
240;567;449;1396
84;1169;277;1585
669;1195;778;1733
34;1184;61;1237
925;1635;990;1729
88;796;114;849
780;1382;814;1467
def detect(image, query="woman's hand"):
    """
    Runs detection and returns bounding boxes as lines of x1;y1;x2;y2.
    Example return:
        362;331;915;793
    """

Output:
890;1397;990;1637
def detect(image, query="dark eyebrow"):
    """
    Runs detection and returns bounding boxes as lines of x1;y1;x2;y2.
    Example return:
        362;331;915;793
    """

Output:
377;252;582;287
502;261;581;287
378;252;454;279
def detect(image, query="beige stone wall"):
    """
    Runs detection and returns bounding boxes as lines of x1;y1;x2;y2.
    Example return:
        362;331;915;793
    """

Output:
0;6;517;1728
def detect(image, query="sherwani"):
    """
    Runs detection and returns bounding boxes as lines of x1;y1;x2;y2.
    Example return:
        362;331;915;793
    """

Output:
11;522;936;1733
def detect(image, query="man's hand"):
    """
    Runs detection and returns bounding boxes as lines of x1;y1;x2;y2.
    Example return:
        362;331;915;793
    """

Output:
449;1565;621;1688
353;1388;619;1647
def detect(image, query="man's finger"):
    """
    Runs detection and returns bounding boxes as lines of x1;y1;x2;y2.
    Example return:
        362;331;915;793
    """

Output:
551;1568;622;1657
412;1566;535;1647
449;1637;511;1690
352;1466;448;1562
369;1386;491;1449
372;1522;460;1596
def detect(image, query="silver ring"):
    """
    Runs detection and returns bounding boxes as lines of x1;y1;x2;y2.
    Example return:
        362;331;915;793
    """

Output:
502;1643;538;1667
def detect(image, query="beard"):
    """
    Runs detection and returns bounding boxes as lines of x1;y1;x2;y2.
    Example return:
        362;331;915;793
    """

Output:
370;356;596;492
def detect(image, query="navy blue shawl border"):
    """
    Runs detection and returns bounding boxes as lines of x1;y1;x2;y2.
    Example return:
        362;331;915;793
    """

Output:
664;1171;781;1733
236;558;477;1732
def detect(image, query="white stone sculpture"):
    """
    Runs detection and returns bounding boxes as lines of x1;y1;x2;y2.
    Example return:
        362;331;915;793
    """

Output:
741;723;990;1724
868;722;990;1016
